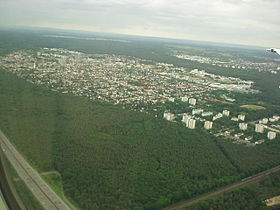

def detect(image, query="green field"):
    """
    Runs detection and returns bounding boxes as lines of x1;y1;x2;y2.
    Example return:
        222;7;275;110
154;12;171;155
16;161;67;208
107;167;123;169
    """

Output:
42;172;80;209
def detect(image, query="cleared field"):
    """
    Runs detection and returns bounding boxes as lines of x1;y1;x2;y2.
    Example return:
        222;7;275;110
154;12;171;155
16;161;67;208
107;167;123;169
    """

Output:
266;195;280;206
207;97;232;104
240;105;266;110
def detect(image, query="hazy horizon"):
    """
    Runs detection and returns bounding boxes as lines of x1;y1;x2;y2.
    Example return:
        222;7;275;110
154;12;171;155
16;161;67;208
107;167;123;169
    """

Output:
0;0;279;48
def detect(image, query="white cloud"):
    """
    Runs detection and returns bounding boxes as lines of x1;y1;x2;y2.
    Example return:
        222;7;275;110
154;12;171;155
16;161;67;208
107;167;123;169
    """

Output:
0;0;279;46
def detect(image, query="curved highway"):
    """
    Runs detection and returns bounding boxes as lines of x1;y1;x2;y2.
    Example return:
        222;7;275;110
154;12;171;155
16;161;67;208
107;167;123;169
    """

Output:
0;189;8;210
0;130;71;210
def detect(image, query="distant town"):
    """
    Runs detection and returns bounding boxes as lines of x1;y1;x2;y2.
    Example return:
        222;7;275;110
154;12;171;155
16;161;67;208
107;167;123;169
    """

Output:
0;48;279;146
0;48;257;105
174;51;280;75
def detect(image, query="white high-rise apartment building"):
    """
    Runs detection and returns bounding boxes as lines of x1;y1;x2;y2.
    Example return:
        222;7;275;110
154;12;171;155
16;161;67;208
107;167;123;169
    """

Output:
267;131;276;140
182;114;192;123
189;98;197;106
204;121;213;130
239;123;248;131
255;124;265;133
181;96;189;102
187;119;196;129
238;114;245;121
164;113;175;121
222;110;230;116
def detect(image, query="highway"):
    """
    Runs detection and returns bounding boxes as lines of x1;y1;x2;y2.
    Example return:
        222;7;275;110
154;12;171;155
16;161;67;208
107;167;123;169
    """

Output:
0;189;8;210
163;165;280;210
0;130;71;210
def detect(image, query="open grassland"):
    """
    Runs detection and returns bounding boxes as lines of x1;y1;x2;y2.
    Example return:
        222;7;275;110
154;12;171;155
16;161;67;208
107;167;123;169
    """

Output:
240;105;266;110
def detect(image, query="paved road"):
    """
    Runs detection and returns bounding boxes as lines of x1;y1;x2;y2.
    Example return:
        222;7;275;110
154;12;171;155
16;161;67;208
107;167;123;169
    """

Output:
264;125;280;133
0;189;8;210
0;130;71;210
163;165;280;210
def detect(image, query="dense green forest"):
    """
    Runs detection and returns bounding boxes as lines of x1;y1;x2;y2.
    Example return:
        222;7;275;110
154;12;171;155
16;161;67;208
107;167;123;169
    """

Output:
187;171;280;210
0;29;280;209
1;67;280;209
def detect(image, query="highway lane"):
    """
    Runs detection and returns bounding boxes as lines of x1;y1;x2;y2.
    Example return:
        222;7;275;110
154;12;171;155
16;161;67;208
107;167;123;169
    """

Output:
0;189;8;210
163;165;280;210
0;130;71;210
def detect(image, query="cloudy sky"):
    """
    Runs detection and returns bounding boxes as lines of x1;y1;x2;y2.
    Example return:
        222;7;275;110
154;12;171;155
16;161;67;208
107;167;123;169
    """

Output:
0;0;279;47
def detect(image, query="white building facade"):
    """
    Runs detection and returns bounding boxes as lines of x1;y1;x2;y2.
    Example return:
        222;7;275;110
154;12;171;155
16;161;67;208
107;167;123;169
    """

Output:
255;124;265;133
267;131;276;140
204;121;213;130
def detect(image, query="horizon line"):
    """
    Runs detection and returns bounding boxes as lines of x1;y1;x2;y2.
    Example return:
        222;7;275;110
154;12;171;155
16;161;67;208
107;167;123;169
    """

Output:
0;25;271;49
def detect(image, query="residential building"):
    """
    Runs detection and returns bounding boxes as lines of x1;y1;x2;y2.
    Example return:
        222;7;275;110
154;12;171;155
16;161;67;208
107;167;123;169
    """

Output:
238;114;245;121
181;96;189;102
259;118;268;124
192;109;204;115
239;123;248;131
168;98;175;102
269;116;279;122
204;121;213;130
222;110;230;116
201;112;213;117
269;117;277;122
187;119;196;129
213;113;223;121
267;131;276;140
189;98;197;106
255;124;265;133
182;114;191;123
164;112;175;121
